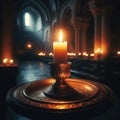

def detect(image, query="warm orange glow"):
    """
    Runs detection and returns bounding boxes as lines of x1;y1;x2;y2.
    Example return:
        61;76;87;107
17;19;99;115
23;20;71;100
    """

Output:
59;29;63;42
38;52;46;56
53;29;67;63
78;52;81;56
83;52;88;56
101;38;109;58
117;51;120;55
27;43;32;48
95;48;103;54
67;52;76;57
90;53;95;57
49;52;54;56
84;85;93;91
53;29;67;43
2;58;14;65
3;58;8;64
9;59;14;64
55;105;68;109
1;29;13;63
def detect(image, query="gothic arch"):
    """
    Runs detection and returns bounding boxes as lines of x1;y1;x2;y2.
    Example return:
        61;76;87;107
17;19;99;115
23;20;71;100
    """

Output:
74;0;94;54
75;0;90;17
61;7;72;27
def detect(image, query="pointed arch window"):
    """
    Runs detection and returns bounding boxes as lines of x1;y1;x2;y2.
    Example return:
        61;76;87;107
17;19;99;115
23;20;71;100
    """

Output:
17;7;42;31
24;12;31;27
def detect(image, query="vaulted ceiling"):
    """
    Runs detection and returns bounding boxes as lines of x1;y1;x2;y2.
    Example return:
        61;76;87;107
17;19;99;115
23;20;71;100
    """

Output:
12;0;70;26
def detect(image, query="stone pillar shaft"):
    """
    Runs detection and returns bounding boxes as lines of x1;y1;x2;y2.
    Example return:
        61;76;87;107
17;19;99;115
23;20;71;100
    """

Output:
71;17;81;55
101;7;111;58
89;0;102;57
81;22;89;53
1;1;14;60
89;0;111;59
94;15;101;52
71;17;89;55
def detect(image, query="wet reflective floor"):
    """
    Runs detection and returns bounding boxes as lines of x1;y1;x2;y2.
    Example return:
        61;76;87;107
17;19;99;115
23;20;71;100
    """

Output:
17;61;51;84
6;61;51;120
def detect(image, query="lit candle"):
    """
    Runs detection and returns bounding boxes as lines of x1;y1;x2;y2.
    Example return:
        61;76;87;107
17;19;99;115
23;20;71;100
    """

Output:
9;59;14;64
53;29;67;63
3;58;8;64
27;43;32;48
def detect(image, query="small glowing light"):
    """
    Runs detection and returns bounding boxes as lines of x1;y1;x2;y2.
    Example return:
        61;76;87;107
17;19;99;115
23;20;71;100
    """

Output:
2;58;14;65
9;59;14;64
78;52;81;56
27;43;32;48
3;58;8;64
95;48;103;54
90;53;95;57
67;52;76;57
117;51;120;55
83;52;88;56
49;52;53;56
38;52;46;56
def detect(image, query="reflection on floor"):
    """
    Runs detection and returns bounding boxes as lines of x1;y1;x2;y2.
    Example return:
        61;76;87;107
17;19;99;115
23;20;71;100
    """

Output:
6;61;51;120
17;61;51;84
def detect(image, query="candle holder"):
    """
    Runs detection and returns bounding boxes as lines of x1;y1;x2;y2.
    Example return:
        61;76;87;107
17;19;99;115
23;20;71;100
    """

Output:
6;61;115;119
44;62;83;100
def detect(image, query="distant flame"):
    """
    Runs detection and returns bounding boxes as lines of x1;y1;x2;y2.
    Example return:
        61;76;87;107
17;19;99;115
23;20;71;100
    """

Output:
2;58;14;65
117;51;120;55
27;43;32;48
3;58;8;64
9;59;14;64
95;48;103;54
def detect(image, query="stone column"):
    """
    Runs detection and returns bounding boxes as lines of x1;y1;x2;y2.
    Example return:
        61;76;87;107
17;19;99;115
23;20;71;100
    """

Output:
71;17;89;56
101;6;112;59
88;0;102;59
81;18;89;54
89;0;112;60
71;17;82;56
1;1;14;60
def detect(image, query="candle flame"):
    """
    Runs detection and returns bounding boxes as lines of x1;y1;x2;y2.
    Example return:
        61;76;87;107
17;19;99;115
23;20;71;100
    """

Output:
9;59;14;64
59;29;63;43
3;58;8;64
27;43;32;48
117;51;120;55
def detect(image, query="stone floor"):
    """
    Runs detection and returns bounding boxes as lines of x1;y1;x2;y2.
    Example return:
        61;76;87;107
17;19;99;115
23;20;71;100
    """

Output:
4;61;51;120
